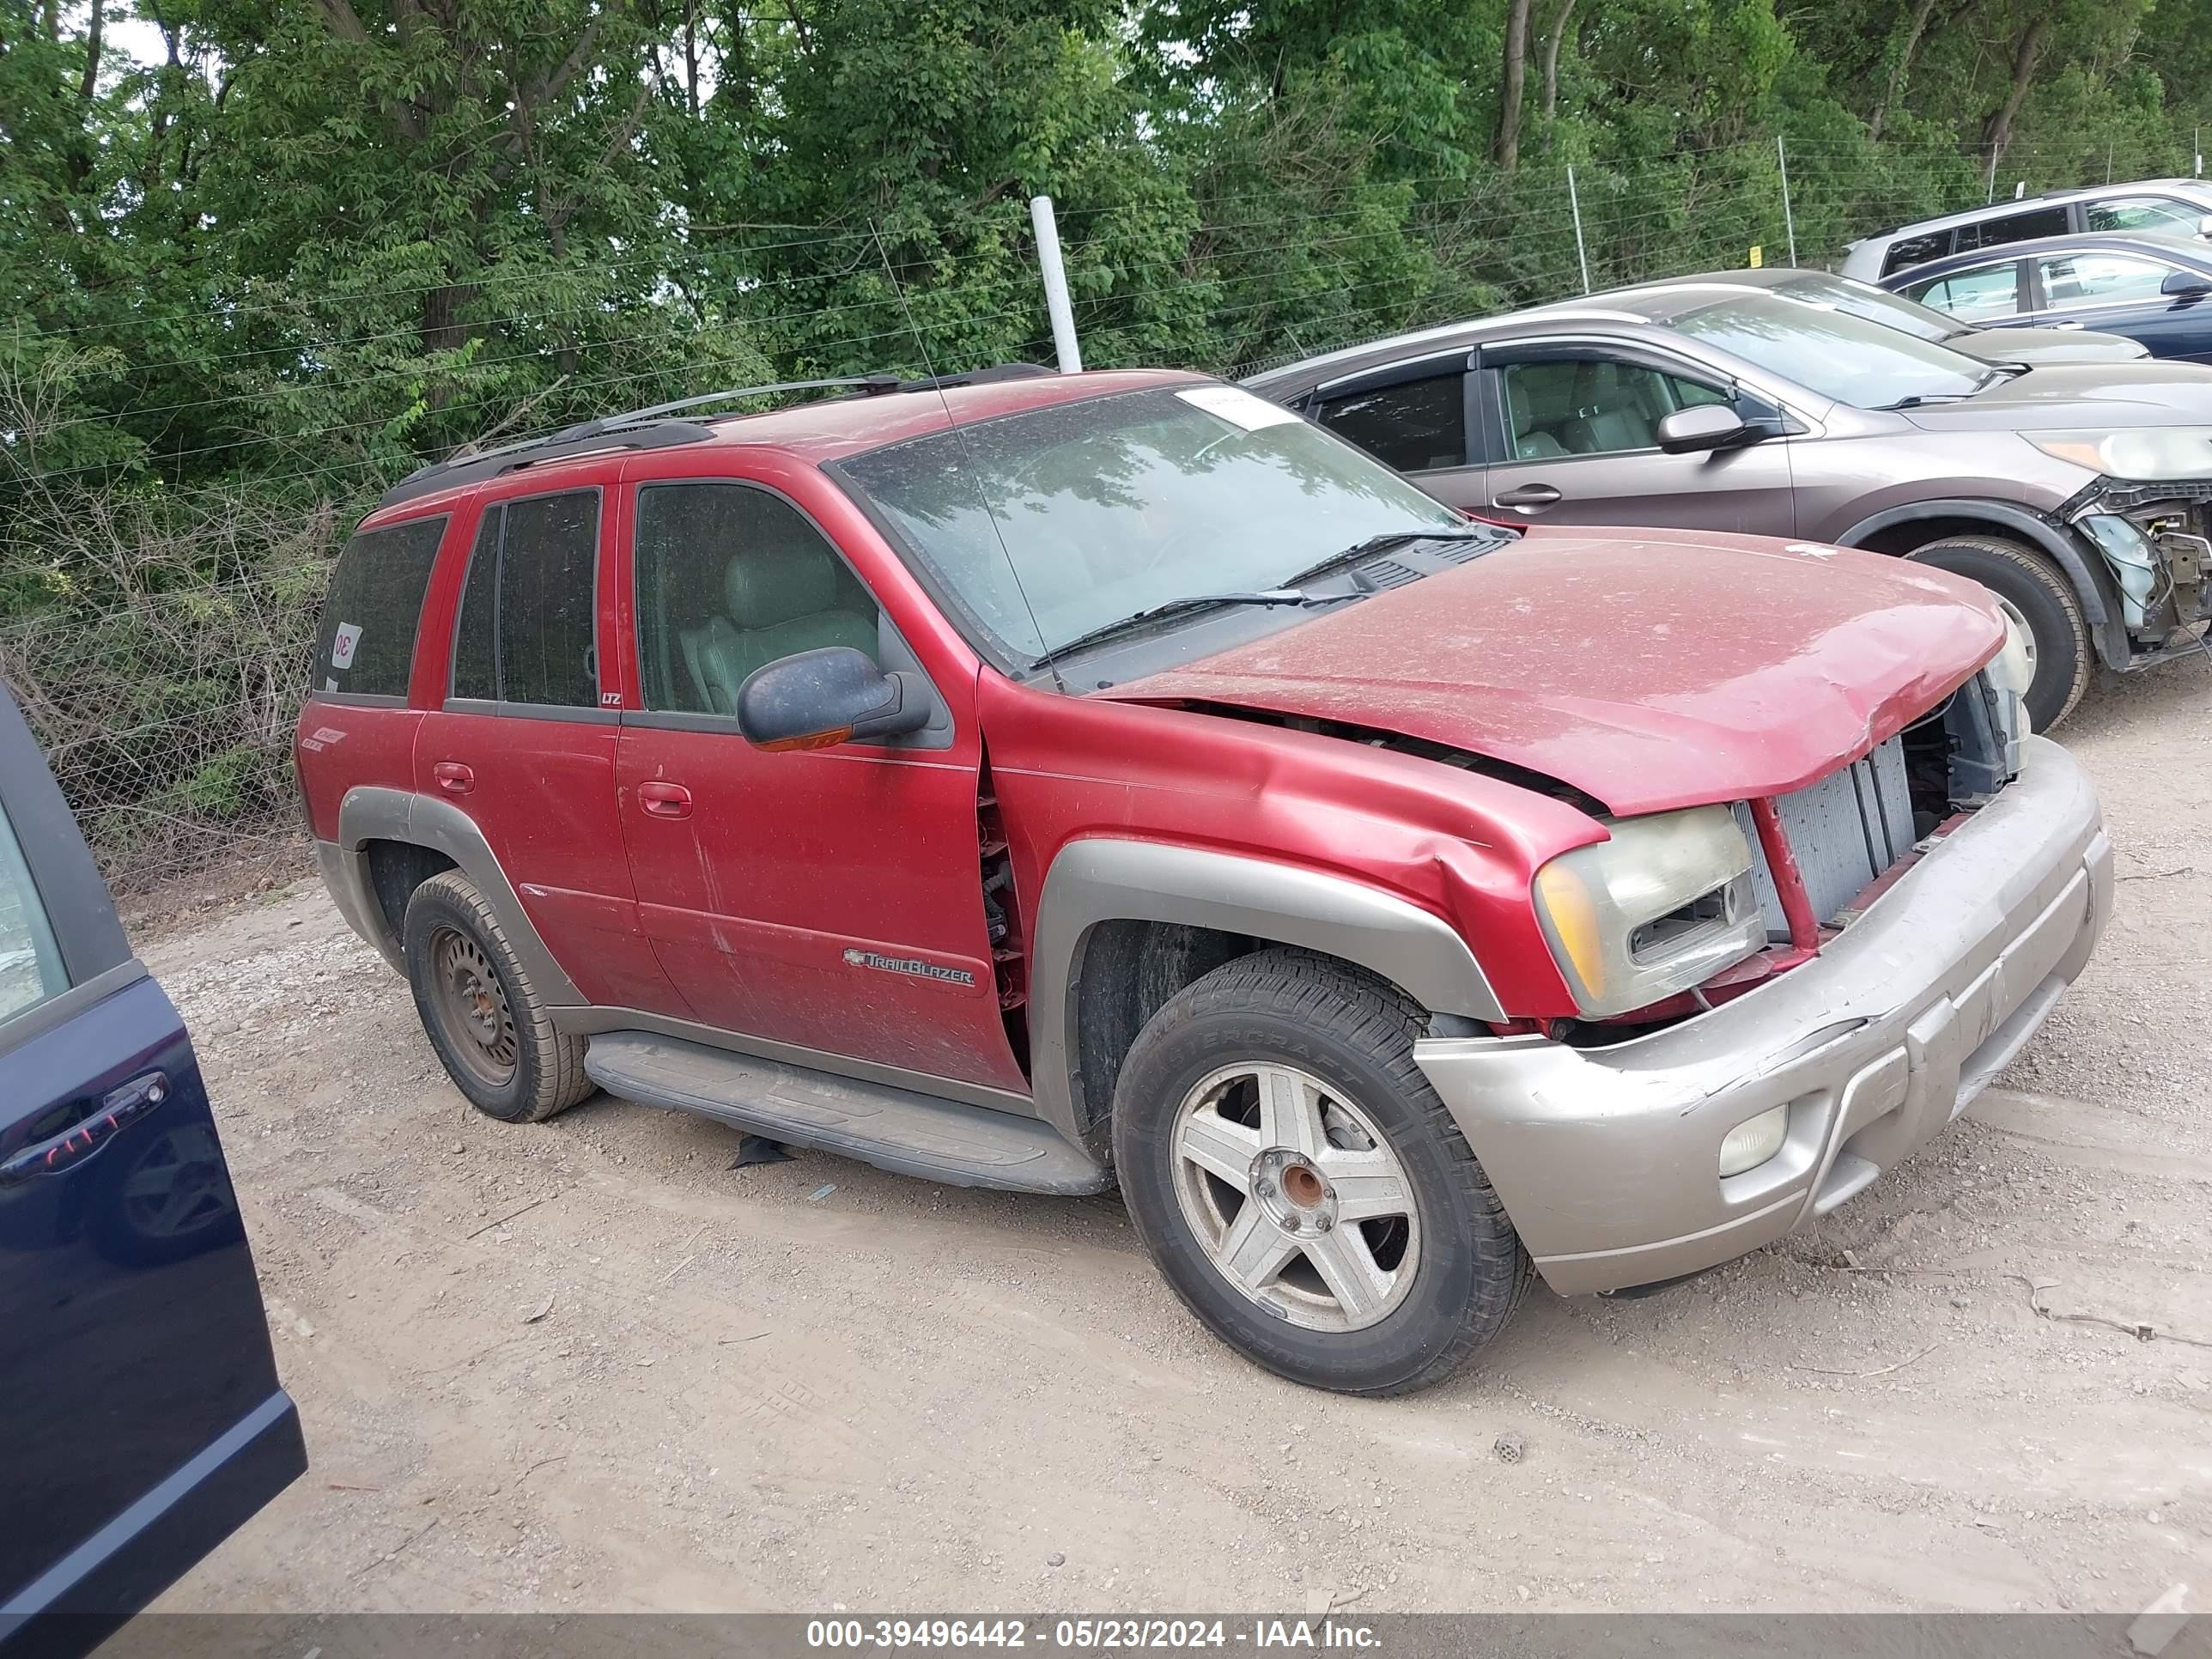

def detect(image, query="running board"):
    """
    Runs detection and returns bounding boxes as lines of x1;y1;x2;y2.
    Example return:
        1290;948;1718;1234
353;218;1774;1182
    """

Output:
582;1033;1111;1196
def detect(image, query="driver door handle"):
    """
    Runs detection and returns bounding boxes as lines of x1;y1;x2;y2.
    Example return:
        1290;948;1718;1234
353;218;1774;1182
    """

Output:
637;781;693;819
1493;483;1563;508
0;1071;170;1187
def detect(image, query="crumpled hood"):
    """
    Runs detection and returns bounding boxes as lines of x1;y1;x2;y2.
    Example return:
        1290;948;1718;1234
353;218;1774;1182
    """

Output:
1103;527;2003;817
1902;359;2212;432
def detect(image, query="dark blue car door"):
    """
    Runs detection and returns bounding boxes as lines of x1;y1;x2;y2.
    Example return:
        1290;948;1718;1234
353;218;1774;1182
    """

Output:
0;690;303;1658
2026;246;2212;362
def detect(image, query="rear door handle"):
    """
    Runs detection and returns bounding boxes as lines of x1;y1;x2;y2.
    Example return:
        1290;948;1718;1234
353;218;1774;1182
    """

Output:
0;1071;170;1187
1492;483;1563;509
637;781;693;819
433;762;475;795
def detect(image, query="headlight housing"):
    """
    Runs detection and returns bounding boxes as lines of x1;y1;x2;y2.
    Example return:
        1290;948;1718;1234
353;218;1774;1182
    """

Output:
2025;427;2212;480
1530;805;1765;1018
1984;606;2034;735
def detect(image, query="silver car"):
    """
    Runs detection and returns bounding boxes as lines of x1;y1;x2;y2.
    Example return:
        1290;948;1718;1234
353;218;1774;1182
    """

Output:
1245;280;2212;729
1839;179;2212;282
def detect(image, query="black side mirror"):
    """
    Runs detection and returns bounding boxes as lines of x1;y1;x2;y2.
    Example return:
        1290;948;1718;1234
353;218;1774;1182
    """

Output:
1656;404;1753;453
735;647;929;751
2162;268;2212;297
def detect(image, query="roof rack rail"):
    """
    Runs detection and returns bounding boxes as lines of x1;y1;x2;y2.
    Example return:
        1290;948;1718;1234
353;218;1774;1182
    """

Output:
377;362;1059;509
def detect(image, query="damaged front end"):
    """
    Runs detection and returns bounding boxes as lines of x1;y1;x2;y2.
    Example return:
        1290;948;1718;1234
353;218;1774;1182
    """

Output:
1534;663;2030;1042
2046;438;2212;654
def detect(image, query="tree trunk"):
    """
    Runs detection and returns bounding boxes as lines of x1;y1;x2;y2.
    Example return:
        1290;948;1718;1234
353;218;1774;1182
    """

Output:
1493;0;1530;170
1541;0;1576;130
1869;0;1938;143
1978;12;2048;167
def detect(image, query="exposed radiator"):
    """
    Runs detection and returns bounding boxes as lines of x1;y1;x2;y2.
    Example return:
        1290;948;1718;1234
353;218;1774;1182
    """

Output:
1733;736;1917;941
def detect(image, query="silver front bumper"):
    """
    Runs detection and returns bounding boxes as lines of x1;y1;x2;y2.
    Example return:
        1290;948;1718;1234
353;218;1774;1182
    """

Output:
1415;736;2110;1295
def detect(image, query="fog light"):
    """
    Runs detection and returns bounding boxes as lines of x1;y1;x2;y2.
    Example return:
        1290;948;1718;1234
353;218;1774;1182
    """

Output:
1718;1104;1790;1177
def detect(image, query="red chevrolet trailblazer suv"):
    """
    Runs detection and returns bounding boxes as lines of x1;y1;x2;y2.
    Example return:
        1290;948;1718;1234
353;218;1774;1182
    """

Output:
297;364;2110;1395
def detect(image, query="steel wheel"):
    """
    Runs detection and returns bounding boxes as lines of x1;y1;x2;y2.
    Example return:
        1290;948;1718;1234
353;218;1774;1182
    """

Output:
1169;1061;1420;1333
430;925;519;1089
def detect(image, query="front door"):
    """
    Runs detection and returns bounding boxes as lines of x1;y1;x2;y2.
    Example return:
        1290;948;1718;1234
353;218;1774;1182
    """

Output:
613;477;1025;1093
0;690;303;1650
2025;248;2212;363
1476;348;1797;535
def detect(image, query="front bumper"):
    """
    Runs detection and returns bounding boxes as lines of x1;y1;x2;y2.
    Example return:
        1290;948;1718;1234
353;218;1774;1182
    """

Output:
1415;736;2109;1295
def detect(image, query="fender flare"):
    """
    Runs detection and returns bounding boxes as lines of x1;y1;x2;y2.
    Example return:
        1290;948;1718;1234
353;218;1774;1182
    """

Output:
331;785;585;1005
1836;499;2125;666
1025;838;1503;1148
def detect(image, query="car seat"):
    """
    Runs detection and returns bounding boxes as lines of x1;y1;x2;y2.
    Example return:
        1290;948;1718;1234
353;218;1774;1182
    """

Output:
681;543;878;716
1559;361;1656;453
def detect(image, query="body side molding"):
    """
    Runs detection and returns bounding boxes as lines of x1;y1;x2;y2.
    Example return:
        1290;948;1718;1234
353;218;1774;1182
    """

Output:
1026;838;1504;1147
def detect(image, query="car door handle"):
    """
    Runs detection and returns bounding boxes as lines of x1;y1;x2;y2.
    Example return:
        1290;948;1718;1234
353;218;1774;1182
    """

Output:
1492;483;1563;508
0;1071;170;1187
433;762;475;795
2052;319;2085;330
637;781;693;819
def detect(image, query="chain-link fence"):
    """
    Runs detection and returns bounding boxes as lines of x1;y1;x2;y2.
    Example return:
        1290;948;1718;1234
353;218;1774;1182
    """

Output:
3;129;2199;891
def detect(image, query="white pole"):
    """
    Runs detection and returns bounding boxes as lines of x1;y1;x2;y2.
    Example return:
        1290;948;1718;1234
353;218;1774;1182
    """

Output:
1777;134;1798;268
1567;166;1591;295
1029;194;1082;374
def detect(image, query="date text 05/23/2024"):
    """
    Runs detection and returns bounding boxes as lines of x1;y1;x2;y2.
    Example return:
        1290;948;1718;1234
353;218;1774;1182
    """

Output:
805;1619;1382;1650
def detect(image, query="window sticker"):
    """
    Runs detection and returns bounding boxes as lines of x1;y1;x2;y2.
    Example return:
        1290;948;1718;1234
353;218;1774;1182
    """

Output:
1176;386;1304;432
330;622;363;671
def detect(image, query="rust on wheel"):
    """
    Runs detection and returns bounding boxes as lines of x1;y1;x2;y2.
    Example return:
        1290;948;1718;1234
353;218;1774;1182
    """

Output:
431;927;519;1089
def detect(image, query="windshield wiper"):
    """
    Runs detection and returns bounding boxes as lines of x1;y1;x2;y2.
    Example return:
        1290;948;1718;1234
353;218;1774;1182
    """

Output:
1285;526;1493;588
1877;367;2020;411
1027;589;1316;671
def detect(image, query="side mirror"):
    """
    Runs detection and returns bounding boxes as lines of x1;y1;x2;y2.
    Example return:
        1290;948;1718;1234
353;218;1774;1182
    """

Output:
1656;404;1753;454
2197;215;2212;237
2162;267;2212;297
735;647;929;751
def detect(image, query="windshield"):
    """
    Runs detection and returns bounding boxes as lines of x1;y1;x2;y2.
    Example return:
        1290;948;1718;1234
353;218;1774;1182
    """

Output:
1668;292;1990;407
1765;271;1954;342
836;384;1473;663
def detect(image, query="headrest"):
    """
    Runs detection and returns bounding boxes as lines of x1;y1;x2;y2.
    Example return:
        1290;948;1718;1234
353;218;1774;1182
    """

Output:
724;548;837;628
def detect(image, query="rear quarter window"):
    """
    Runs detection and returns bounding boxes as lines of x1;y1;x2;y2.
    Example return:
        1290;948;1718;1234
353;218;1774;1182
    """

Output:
312;515;448;699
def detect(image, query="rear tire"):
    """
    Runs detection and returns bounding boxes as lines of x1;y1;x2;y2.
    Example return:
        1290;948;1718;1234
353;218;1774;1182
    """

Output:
1907;534;2090;730
402;871;592;1123
1110;948;1528;1396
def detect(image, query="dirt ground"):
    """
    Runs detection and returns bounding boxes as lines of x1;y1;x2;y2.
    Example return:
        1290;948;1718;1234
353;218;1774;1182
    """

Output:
144;666;2211;1618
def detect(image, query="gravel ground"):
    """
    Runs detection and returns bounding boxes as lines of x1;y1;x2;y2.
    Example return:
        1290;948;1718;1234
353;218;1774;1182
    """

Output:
142;665;2211;1617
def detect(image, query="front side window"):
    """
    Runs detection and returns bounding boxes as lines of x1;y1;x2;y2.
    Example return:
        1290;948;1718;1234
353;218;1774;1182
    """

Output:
2086;198;2204;234
1499;359;1728;459
1954;205;2069;252
1903;264;2023;321
2037;252;2176;308
0;801;66;1024
833;384;1471;663
634;483;882;716
1313;372;1467;471
447;492;600;708
1669;293;1989;409
312;514;447;698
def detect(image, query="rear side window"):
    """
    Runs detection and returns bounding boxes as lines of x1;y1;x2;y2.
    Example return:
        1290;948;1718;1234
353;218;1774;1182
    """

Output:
0;800;66;1024
1313;373;1467;471
1904;264;2022;320
1954;205;2069;252
447;491;601;708
1881;231;1952;276
312;515;447;698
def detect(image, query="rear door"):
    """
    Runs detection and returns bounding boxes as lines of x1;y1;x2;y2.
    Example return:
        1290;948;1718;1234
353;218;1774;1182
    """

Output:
1302;355;1484;512
1471;341;1796;534
1894;258;2030;326
0;691;303;1656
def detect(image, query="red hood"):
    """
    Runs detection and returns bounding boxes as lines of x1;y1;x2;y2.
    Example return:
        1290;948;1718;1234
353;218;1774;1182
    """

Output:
1103;526;2003;816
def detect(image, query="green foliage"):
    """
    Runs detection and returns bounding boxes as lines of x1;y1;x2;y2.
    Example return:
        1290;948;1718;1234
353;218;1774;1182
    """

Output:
5;0;2212;880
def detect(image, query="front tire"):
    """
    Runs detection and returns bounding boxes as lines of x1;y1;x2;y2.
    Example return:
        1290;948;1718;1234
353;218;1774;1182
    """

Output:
1111;949;1528;1395
1908;534;2090;730
402;871;592;1123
